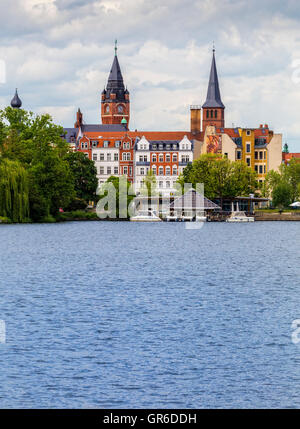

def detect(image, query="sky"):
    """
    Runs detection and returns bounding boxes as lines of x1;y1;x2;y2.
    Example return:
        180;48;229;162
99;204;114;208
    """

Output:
0;0;300;151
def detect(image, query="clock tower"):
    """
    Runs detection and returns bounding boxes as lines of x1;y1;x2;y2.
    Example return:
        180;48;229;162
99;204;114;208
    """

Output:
101;41;130;127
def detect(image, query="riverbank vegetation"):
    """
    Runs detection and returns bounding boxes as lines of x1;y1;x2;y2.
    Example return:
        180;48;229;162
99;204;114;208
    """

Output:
0;107;98;223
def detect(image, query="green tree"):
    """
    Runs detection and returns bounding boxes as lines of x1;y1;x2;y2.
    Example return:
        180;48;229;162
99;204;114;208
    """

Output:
65;151;98;206
0;159;29;222
272;182;293;209
0;107;75;221
180;154;257;202
98;176;135;218
143;169;156;196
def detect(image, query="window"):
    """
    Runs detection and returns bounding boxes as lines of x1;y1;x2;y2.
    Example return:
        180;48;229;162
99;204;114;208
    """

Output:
173;144;177;149
246;158;251;166
259;151;263;160
173;167;178;176
159;181;163;188
107;167;111;175
92;141;98;148
103;141;109;147
210;110;213;118
152;144;157;150
246;143;251;153
139;155;143;162
166;181;170;188
107;153;111;161
255;151;258;160
100;153;104;161
126;153;131;161
159;167;164;176
152;166;156;175
118;105;123;113
114;153;118;161
129;167;132;176
115;141;121;148
81;142;88;149
93;153;97;161
114;167;118;174
100;167;104;175
122;153;127;161
166;154;171;162
166;167;171;175
264;165;266;173
173;154;178;162
166;144;171;150
123;142;130;149
215;110;217;118
237;151;241;160
152;154;157;162
246;130;251;136
140;168;145;175
264;151;266;160
159;154;164;163
143;155;147;162
206;110;209;118
259;165;263;174
159;144;163;150
255;165;258;172
123;166;128;175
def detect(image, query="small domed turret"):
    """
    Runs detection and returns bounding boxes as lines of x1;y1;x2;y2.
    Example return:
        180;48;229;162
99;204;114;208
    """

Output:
11;89;22;109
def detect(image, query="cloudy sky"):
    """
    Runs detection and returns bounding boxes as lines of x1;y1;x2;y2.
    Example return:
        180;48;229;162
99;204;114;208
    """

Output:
1;0;300;151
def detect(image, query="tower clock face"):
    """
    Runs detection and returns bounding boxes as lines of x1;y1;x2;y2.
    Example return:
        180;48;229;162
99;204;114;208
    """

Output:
105;105;109;113
118;105;124;113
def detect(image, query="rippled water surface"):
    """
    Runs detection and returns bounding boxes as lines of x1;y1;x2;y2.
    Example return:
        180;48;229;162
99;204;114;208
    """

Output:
0;221;300;408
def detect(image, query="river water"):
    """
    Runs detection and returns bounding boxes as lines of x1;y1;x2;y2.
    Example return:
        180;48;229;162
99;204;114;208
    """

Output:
0;221;299;408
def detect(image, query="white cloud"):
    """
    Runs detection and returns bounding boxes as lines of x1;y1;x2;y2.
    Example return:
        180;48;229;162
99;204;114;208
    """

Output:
0;0;299;151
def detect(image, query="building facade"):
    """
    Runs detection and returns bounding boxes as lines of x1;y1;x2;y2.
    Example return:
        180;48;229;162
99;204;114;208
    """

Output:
63;44;282;191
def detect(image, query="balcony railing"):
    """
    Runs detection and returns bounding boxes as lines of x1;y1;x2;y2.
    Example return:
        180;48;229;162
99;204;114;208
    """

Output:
136;161;150;166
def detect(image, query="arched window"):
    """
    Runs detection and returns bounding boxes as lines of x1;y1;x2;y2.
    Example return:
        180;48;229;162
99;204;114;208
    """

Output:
152;154;157;162
206;110;209;118
152;166;157;175
215;110;217;118
126;153;131;161
122;153;127;161
210;110;213;118
173;166;178;176
173;154;178;162
166;154;170;162
159;154;164;163
159;166;164;176
166;167;171;175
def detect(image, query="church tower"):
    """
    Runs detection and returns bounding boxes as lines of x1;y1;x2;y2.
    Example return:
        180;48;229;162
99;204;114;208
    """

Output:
202;48;225;131
101;41;130;127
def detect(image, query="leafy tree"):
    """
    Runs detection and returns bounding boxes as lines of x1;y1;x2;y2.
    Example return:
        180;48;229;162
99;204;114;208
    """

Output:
143;169;156;196
181;154;257;203
65;151;98;205
272;182;293;209
0;107;75;221
98;176;135;218
264;159;300;202
0;159;29;222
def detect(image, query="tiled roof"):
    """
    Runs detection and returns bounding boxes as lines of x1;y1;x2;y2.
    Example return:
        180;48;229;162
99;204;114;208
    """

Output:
62;127;77;142
81;124;126;133
170;189;221;210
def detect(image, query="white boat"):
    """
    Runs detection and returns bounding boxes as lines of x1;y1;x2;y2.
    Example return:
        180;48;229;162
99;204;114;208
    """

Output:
196;215;207;222
130;210;162;222
226;211;254;222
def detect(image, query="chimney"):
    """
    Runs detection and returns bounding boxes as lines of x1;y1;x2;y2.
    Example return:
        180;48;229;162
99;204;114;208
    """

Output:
190;105;201;135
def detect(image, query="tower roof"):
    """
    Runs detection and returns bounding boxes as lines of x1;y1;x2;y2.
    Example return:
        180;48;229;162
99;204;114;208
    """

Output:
11;89;22;109
103;43;127;101
202;50;224;109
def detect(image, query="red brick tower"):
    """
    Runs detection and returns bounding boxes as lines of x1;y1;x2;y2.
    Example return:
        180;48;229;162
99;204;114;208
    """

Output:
101;41;130;127
202;48;225;131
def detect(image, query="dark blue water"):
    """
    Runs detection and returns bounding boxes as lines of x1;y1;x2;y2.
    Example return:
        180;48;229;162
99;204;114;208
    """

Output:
0;221;299;408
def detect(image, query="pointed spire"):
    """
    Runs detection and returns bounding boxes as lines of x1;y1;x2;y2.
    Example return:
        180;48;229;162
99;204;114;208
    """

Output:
11;88;22;109
202;48;224;109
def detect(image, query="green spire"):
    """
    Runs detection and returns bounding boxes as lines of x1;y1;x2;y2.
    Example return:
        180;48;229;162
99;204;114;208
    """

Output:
283;143;289;153
121;117;127;124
